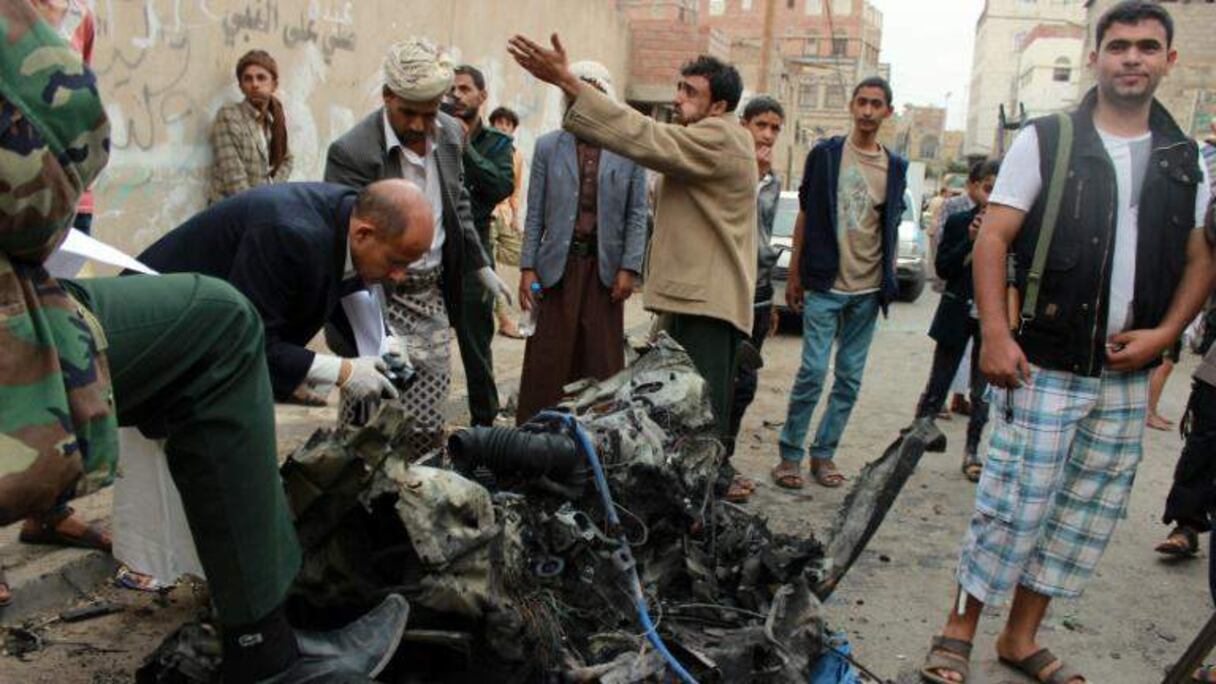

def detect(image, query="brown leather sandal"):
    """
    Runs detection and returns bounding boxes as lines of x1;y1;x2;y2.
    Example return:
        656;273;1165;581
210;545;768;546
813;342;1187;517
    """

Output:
998;648;1085;683
19;508;112;552
810;458;846;488
771;462;805;490
921;635;972;683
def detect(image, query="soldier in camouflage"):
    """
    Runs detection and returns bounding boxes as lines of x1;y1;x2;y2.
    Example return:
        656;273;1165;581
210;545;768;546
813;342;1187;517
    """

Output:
0;1;407;680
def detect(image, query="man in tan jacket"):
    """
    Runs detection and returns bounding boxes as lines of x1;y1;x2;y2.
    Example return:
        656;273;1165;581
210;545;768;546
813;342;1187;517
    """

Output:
509;34;757;438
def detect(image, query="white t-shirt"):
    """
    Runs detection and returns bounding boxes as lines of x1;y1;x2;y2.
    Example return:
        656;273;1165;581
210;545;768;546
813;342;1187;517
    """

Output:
990;125;1212;338
382;111;446;271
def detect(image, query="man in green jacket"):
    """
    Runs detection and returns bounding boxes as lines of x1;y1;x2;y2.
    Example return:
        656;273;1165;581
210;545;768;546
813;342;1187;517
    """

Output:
448;64;516;426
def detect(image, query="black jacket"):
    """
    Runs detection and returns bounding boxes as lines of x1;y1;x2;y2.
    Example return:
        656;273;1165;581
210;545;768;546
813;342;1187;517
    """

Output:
929;206;978;344
797;136;908;311
1013;89;1203;376
137;183;356;399
324;108;489;322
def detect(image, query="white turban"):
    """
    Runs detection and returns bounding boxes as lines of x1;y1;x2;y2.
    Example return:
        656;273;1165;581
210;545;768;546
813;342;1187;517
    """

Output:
570;61;616;102
383;37;454;101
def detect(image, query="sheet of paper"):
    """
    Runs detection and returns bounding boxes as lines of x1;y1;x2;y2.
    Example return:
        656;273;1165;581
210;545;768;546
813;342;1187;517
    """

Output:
56;228;158;275
341;285;388;357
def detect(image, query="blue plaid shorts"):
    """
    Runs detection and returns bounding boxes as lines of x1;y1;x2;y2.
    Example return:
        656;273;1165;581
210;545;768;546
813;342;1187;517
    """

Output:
956;366;1149;604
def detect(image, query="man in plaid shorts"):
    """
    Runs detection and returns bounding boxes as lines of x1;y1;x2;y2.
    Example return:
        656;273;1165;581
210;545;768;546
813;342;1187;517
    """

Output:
921;3;1215;683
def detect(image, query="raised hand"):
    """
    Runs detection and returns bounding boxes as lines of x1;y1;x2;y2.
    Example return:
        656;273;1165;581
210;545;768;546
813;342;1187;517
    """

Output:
507;33;581;97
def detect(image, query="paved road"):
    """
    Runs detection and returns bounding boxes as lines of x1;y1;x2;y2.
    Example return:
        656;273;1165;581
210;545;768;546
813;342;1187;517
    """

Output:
2;286;1209;682
735;292;1209;683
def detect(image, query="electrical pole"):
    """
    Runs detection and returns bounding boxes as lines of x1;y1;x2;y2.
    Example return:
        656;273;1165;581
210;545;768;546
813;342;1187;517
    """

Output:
758;0;777;92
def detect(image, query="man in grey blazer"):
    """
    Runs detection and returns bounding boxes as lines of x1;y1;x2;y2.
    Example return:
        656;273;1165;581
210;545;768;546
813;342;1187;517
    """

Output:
324;37;509;460
515;62;648;424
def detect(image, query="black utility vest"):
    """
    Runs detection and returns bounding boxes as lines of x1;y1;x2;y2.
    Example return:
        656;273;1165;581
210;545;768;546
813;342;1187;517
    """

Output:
1012;92;1202;377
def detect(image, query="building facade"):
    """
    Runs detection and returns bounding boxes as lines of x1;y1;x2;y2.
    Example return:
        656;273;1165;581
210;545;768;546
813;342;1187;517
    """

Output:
623;0;729;115
1011;23;1085;120
697;0;887;184
965;0;1086;157
1081;0;1216;139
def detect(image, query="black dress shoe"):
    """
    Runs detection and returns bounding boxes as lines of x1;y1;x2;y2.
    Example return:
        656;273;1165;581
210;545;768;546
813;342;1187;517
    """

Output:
256;594;410;683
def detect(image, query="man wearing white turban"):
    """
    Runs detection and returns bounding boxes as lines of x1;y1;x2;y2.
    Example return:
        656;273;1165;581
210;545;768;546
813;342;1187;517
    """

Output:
325;37;510;460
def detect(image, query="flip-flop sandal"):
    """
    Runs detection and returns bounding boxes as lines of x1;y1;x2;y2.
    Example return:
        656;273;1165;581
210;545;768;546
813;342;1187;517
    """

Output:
921;635;972;683
19;510;112;553
1155;525;1200;557
961;453;983;483
724;479;753;503
811;461;846;488
771;465;805;490
1194;664;1216;682
0;566;12;608
999;648;1085;683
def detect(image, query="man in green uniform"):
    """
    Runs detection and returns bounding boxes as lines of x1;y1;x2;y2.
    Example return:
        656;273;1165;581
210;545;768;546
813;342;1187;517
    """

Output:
448;64;516;426
0;2;407;680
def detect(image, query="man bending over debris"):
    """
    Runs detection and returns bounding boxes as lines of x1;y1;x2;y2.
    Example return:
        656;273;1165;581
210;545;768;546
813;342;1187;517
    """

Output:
0;3;407;681
508;33;757;442
137;180;434;408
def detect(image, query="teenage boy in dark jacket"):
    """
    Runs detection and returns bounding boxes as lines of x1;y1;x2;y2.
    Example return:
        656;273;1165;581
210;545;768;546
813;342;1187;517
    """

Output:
772;76;907;489
911;160;1000;482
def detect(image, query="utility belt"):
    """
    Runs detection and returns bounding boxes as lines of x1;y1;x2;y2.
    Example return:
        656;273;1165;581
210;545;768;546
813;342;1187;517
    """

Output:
569;234;597;259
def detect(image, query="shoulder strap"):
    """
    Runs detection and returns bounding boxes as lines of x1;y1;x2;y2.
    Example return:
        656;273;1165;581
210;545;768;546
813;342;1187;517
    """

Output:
1021;112;1073;323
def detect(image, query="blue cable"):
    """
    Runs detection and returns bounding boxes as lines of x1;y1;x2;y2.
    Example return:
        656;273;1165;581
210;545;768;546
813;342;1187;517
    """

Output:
536;411;699;684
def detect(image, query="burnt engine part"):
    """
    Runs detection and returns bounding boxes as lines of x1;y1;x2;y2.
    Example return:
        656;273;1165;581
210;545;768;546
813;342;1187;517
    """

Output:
448;424;587;498
815;416;942;600
141;333;922;683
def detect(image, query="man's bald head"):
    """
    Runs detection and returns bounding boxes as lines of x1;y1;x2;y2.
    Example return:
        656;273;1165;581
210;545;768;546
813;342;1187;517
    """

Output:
349;179;435;286
353;179;431;236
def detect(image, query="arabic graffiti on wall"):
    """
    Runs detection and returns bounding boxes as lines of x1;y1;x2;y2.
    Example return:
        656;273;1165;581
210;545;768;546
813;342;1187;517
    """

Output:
84;0;631;257
89;0;365;253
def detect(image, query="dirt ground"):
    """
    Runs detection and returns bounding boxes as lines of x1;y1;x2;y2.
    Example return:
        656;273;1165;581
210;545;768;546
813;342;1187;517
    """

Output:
2;287;1210;683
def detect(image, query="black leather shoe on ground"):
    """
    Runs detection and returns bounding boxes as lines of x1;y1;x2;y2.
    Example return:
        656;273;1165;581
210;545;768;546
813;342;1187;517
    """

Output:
257;594;410;683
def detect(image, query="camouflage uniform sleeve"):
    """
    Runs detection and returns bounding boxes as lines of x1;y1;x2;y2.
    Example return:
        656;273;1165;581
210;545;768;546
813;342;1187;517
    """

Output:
0;0;117;522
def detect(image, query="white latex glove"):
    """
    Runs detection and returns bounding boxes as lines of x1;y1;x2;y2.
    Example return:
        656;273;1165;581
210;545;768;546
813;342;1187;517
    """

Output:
340;356;399;400
382;335;416;384
477;266;513;306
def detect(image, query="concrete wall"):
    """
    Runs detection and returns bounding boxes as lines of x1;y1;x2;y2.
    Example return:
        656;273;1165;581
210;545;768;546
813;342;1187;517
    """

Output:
90;0;631;256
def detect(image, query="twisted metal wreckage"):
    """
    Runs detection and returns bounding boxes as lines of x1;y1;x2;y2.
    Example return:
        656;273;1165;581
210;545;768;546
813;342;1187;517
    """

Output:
140;334;942;683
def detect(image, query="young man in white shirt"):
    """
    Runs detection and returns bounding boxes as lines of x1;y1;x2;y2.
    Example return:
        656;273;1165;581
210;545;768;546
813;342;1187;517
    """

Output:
921;3;1214;683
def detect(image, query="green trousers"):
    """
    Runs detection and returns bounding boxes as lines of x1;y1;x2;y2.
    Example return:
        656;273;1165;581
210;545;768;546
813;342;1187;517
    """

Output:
65;274;300;626
457;263;500;426
664;313;742;439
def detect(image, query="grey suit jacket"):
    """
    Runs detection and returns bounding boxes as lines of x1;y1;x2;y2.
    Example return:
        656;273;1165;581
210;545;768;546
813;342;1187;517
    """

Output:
324;108;488;320
519;130;648;289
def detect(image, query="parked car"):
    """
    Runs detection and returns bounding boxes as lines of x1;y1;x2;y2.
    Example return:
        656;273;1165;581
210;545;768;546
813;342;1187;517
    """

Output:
770;188;926;326
769;191;798;321
896;188;927;302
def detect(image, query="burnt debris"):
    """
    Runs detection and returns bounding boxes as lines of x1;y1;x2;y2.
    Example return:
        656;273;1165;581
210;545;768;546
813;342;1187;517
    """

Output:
140;334;932;683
